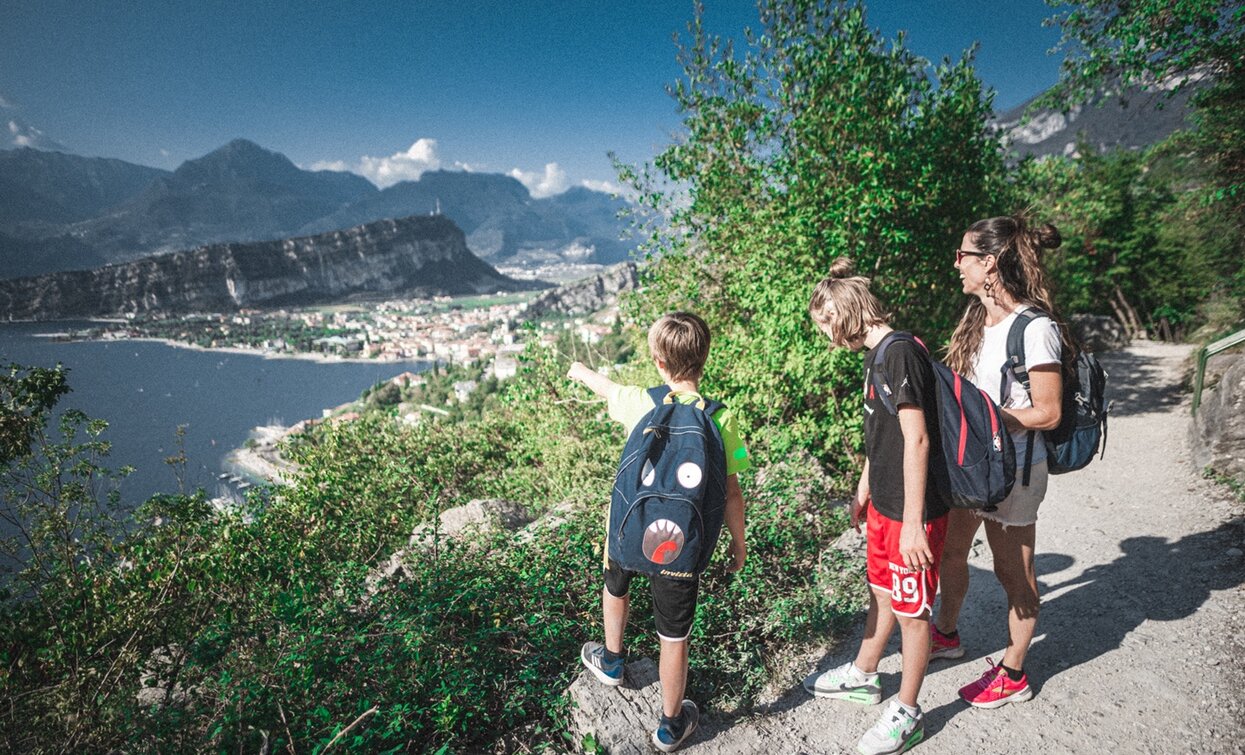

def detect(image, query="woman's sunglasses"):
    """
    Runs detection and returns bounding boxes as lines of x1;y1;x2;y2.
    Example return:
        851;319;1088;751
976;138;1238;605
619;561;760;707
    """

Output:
955;249;990;264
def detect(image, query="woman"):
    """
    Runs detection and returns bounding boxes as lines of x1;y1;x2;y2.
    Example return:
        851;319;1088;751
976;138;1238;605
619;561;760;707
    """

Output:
930;214;1072;708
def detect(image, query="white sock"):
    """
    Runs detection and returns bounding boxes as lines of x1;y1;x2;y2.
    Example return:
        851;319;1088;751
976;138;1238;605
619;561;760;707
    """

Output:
897;701;921;718
849;662;876;679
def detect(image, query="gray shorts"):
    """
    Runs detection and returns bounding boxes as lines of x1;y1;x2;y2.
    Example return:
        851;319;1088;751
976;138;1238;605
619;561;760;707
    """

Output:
978;459;1048;527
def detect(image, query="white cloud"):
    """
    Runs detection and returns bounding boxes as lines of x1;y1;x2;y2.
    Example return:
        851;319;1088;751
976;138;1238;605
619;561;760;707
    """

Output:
308;139;447;187
354;138;443;187
509;162;569;198
580;178;622;195
0;93;13;109
7;118;68;151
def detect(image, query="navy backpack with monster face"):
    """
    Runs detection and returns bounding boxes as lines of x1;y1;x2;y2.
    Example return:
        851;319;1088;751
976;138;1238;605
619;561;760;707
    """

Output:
607;387;727;580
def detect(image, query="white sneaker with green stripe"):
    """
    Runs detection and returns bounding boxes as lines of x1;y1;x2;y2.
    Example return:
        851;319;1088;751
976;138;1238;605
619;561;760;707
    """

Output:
802;661;881;704
857;699;924;755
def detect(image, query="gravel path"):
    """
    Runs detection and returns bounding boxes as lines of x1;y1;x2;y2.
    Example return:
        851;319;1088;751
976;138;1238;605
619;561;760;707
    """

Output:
576;341;1245;754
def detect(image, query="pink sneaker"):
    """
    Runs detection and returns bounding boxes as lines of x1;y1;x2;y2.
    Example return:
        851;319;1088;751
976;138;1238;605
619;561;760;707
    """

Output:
958;658;1033;709
930;624;965;660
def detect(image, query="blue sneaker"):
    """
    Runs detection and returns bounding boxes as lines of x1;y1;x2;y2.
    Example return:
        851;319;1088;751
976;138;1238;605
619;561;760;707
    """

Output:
652;699;698;752
580;641;623;687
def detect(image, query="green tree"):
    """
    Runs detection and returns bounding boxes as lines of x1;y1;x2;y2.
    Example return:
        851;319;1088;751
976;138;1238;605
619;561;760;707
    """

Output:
623;0;1007;467
1044;0;1245;229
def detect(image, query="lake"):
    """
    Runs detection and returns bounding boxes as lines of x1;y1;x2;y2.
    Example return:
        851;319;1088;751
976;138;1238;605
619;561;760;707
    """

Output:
0;323;427;505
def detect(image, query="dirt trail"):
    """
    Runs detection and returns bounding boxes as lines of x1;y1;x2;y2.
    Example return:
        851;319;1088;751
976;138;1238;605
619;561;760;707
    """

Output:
662;341;1245;754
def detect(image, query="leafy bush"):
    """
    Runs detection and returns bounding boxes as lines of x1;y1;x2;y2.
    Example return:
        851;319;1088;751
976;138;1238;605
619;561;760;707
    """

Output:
621;0;1007;471
0;342;859;752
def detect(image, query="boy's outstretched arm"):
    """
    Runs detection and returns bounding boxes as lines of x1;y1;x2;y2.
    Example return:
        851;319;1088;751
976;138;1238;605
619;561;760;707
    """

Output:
567;361;620;399
724;473;746;573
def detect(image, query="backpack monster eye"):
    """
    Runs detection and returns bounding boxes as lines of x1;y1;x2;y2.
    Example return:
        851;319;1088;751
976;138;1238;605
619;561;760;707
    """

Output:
677;462;702;489
641;459;656;486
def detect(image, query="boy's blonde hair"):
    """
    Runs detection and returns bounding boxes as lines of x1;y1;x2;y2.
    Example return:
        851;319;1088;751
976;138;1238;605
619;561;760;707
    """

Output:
648;312;711;382
808;257;890;346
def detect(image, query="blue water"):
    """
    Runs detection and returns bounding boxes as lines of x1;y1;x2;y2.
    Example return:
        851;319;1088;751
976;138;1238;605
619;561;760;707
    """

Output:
0;322;427;505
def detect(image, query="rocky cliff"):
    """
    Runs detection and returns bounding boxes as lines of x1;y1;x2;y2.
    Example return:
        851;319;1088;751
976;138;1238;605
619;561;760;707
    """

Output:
0;215;532;320
523;261;638;319
1190;351;1245;485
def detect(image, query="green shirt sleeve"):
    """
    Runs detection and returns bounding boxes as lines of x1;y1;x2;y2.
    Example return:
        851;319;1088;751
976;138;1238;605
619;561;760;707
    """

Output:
713;407;751;476
607;384;653;437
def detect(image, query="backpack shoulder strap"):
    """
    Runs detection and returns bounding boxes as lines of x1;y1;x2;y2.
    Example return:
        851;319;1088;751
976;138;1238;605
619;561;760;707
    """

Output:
1002;307;1048;488
870;331;926;415
1002;307;1047;398
647;385;672;406
701;398;725;419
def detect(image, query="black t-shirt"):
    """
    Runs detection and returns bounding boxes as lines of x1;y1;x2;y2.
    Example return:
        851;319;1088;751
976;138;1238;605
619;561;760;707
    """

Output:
862;334;951;522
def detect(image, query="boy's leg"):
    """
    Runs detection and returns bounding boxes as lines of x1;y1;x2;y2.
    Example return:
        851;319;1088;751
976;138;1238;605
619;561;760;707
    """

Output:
984;520;1039;670
650;574;699;718
892;513;945;705
857;504;902;673
658;638;690;718
603;585;629;654
855;587;898;673
933;507;980;635
895;613;931;707
582;563;631;687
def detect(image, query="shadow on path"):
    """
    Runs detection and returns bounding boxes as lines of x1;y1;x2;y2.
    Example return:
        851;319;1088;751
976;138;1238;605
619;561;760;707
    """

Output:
1096;347;1188;417
922;521;1245;737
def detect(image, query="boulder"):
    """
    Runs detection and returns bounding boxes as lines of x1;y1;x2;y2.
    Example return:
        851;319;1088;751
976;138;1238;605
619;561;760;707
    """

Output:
365;499;531;595
1070;314;1129;352
408;498;532;547
567;658;662;754
136;645;192;708
1190;352;1245;484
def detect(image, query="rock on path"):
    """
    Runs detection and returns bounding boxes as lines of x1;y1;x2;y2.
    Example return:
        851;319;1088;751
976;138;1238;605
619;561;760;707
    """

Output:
571;341;1245;754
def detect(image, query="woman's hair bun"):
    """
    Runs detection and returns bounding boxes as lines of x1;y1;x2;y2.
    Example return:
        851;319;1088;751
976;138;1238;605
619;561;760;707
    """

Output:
827;256;855;279
1033;222;1062;250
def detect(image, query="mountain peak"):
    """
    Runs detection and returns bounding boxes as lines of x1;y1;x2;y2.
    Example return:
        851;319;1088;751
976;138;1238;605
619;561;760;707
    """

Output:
183;139;297;176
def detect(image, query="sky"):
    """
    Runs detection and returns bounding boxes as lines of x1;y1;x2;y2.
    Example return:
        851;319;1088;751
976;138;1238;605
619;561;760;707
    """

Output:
0;1;1066;197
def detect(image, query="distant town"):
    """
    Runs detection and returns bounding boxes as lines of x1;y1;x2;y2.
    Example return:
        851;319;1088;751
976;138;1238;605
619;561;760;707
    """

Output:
79;290;620;380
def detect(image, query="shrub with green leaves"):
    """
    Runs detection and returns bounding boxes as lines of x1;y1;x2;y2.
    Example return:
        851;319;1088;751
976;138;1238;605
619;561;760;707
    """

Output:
621;0;1007;471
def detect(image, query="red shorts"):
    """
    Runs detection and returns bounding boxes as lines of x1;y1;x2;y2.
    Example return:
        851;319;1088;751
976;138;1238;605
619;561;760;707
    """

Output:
866;505;948;617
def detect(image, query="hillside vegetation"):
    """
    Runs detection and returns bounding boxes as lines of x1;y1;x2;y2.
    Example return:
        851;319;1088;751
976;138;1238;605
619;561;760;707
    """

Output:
2;1;1242;752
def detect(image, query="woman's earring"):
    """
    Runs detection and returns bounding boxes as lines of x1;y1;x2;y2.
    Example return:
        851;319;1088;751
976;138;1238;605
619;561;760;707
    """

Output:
984;277;995;298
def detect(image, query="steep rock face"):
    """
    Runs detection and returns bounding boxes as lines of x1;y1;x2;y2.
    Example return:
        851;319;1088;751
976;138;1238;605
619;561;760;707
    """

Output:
524;262;638;318
0;215;528;320
1190;352;1245;485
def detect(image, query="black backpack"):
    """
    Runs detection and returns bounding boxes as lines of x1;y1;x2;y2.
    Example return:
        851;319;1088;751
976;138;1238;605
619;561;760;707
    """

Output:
607;387;728;580
870;333;1015;512
1003;308;1109;484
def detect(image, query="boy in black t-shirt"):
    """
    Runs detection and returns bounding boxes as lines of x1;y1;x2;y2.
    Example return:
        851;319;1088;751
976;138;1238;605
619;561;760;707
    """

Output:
802;257;949;755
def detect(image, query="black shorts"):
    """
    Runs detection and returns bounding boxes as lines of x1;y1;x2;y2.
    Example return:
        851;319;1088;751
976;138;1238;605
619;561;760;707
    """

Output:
604;559;700;641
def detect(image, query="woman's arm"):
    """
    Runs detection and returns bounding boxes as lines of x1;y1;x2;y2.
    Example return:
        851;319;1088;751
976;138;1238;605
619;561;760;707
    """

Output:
1002;364;1062;432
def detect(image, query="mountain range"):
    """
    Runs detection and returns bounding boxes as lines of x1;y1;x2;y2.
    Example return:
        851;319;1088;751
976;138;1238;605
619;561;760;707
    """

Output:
0;139;632;280
995;79;1201;159
0;78;1197;283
